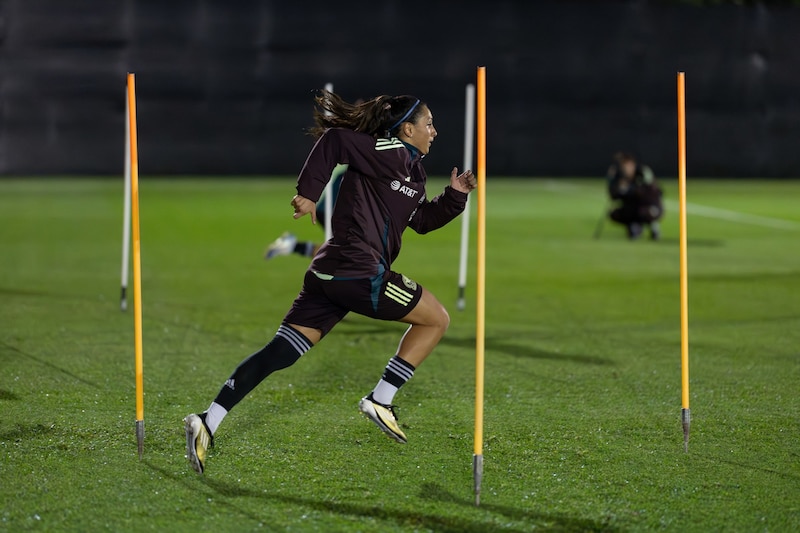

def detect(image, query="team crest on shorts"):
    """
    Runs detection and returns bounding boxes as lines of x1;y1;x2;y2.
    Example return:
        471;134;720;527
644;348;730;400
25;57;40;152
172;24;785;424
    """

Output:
402;275;417;291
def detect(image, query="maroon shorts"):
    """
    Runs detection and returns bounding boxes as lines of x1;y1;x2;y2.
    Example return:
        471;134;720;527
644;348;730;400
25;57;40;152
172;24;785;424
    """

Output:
282;269;424;337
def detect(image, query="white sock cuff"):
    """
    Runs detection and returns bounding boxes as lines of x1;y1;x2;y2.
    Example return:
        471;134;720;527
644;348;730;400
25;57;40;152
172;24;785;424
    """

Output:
204;401;228;435
371;379;400;405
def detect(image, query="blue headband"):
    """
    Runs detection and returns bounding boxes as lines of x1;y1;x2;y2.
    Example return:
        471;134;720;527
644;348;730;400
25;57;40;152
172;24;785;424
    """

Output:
389;99;421;132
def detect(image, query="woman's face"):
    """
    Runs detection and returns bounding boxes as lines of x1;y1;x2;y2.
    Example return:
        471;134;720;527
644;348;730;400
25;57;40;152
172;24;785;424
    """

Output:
620;160;636;179
400;105;437;155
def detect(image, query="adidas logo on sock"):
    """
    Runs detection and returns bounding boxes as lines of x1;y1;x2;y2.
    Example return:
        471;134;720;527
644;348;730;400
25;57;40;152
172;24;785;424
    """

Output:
224;378;235;390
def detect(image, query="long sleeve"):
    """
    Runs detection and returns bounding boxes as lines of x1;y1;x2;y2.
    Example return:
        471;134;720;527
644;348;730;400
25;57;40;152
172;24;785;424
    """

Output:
295;129;349;202
408;186;468;235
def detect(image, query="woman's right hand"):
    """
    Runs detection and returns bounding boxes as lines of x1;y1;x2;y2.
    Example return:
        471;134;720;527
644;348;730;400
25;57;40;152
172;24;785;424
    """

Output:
450;167;476;193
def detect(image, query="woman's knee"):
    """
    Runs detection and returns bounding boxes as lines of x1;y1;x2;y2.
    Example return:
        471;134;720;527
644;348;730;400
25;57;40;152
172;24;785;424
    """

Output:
402;289;450;330
436;302;451;331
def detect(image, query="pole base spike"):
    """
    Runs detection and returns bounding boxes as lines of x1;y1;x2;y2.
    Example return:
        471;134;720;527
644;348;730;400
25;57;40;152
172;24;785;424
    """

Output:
681;408;691;453
120;287;128;311
136;419;144;459
473;453;484;506
457;287;466;312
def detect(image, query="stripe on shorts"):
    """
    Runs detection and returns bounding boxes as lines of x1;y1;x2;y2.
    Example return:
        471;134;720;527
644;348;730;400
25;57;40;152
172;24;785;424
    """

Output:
385;282;413;306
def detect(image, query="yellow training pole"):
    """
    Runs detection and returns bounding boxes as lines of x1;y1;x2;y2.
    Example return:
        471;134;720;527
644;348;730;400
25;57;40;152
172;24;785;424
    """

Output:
677;72;690;452
473;66;487;506
127;73;145;459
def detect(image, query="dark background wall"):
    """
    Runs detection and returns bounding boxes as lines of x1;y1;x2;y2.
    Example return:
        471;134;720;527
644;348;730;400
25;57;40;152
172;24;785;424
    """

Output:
1;0;798;177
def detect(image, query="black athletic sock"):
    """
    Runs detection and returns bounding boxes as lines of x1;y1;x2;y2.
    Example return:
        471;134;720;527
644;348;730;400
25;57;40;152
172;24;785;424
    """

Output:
383;355;415;386
293;241;315;257
213;324;312;411
371;355;415;405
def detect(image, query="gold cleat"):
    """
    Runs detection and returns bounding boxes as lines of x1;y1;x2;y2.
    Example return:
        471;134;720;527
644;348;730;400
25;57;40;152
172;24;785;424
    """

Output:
184;414;213;474
358;396;407;444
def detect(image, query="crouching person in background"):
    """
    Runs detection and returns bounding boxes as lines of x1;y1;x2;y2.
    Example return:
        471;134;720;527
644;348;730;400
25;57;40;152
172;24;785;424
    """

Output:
607;152;663;240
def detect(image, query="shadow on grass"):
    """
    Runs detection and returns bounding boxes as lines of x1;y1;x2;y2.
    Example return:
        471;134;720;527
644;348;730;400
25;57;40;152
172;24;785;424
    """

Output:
592;235;725;247
439;336;614;366
653;237;725;248
690;270;800;282
715;457;800;483
0;285;113;302
421;482;618;532
0;286;52;297
145;461;266;525
0;341;99;387
145;461;616;532
0;389;20;401
0;422;55;441
333;322;401;336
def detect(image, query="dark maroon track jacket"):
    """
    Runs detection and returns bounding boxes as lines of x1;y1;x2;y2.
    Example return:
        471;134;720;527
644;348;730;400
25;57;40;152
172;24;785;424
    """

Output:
295;128;467;279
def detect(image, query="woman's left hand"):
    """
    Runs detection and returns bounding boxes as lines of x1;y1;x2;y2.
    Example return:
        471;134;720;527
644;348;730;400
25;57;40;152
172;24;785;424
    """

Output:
291;194;317;224
450;167;476;193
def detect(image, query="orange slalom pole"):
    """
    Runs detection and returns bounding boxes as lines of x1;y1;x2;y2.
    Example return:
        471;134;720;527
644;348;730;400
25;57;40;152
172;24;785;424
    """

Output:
677;72;690;452
473;66;487;506
127;73;145;459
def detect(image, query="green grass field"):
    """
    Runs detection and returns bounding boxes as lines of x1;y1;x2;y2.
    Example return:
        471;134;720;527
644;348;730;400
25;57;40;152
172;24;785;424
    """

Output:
1;177;798;532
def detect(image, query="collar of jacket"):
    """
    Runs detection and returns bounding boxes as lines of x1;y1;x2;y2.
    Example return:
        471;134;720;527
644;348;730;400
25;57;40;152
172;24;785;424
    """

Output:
400;140;425;161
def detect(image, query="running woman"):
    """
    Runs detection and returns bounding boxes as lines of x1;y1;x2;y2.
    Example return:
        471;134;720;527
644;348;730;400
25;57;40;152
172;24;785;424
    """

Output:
184;90;476;474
